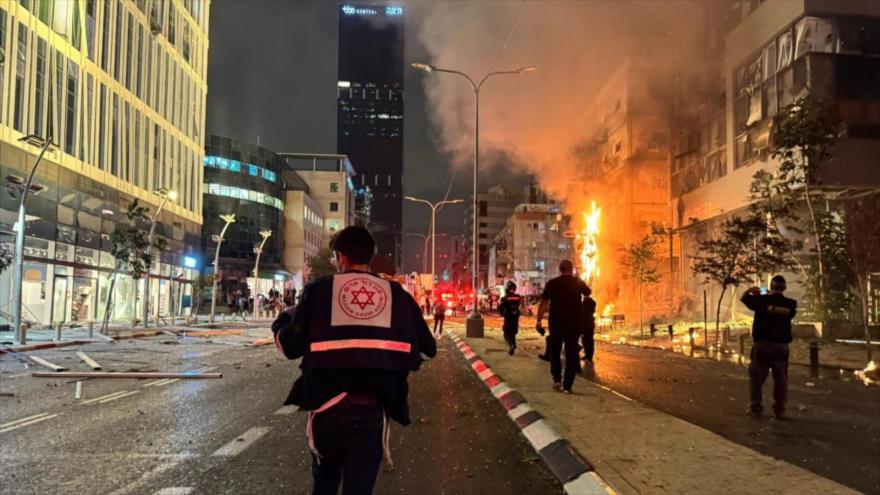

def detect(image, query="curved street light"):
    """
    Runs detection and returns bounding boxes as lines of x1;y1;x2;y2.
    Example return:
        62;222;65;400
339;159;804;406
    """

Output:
404;196;463;285
142;188;176;327
411;62;536;336
209;214;236;323
252;229;273;319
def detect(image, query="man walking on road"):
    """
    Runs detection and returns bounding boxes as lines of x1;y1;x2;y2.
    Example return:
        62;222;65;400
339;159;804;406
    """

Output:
273;226;437;494
432;298;447;336
536;260;591;393
499;281;523;356
741;275;797;420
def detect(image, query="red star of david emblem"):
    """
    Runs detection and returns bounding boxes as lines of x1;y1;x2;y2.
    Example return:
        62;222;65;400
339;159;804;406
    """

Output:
349;285;377;310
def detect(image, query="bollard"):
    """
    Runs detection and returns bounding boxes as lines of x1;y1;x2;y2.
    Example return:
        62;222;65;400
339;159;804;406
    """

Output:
87;321;94;339
688;327;696;356
55;322;63;341
650;323;657;337
185;315;191;326
19;324;28;345
668;324;674;340
810;341;820;374
723;326;731;347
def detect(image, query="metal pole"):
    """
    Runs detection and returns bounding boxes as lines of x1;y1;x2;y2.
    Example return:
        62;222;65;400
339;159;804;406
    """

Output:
422;235;428;274
143;194;170;328
12;138;53;344
252;232;270;320
209;219;234;323
431;204;437;284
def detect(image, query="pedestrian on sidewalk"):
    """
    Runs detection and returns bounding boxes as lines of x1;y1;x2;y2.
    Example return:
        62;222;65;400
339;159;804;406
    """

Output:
741;275;797;420
433;299;447;336
536;260;591;394
273;226;437;495
581;289;597;365
499;281;522;356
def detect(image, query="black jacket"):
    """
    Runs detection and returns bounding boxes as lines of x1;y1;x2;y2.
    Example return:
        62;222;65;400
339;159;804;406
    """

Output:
741;291;797;343
273;271;436;425
499;293;522;330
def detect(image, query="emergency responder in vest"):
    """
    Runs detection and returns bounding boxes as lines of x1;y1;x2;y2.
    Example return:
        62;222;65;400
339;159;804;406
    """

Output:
499;281;523;355
741;275;797;420
273;226;437;494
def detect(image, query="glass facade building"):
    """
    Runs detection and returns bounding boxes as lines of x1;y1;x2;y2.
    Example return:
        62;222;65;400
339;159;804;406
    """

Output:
202;135;287;304
337;3;404;268
0;0;210;328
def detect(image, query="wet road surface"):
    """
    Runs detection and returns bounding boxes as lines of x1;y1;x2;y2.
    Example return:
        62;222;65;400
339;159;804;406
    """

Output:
1;330;558;494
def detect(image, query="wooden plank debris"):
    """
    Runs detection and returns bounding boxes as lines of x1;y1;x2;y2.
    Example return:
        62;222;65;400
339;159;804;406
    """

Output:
29;356;68;372
186;330;244;337
249;337;275;347
76;352;102;370
32;371;222;379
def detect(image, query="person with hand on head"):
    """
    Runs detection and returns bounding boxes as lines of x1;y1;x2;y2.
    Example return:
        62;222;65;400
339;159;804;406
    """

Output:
272;226;437;494
741;275;797;420
536;260;591;394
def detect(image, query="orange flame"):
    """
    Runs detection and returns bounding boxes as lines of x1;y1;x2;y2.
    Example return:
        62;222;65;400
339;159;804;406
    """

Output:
602;303;615;317
580;201;601;283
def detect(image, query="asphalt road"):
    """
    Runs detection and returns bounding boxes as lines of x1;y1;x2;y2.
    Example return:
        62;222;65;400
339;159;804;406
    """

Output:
505;327;880;495
0;328;559;494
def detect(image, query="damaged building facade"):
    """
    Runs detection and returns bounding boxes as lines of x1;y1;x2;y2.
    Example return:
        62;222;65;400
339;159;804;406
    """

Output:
670;0;880;330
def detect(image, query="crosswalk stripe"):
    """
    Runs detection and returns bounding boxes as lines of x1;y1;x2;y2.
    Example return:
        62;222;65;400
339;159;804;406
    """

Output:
0;413;60;433
82;390;130;405
212;427;271;457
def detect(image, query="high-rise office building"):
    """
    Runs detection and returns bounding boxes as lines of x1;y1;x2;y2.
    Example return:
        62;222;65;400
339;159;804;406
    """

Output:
337;3;404;268
0;0;210;327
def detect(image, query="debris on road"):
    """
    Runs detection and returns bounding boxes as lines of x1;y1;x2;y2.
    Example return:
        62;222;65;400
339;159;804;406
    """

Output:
185;330;244;338
248;337;274;347
76;352;102;370
29;356;68;372
31;371;223;379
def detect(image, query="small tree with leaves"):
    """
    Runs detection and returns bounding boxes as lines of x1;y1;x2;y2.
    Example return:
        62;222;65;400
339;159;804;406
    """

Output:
692;215;789;344
769;95;842;322
620;234;661;336
101;201;166;333
306;247;337;283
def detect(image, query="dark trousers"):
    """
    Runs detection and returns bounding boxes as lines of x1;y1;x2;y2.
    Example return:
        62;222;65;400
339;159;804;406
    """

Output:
749;341;789;414
503;325;518;348
548;332;581;390
433;315;445;334
311;399;385;495
581;331;595;362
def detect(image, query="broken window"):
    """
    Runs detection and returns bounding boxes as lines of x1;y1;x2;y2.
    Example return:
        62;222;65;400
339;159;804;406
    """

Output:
762;41;777;79
795;17;835;58
777;30;794;70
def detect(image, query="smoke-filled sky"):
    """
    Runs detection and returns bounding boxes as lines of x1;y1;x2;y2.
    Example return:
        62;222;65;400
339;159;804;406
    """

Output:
207;0;708;271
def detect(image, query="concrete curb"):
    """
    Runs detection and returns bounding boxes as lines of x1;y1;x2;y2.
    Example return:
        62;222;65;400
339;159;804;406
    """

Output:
447;332;617;495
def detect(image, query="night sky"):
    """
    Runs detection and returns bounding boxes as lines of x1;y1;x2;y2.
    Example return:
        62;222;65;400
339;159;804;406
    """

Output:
205;1;473;271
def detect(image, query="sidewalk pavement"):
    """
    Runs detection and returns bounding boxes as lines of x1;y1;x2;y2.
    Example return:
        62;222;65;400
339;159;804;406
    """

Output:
445;321;859;495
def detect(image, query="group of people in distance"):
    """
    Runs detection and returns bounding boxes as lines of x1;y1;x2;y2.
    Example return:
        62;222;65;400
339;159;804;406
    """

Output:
269;226;797;494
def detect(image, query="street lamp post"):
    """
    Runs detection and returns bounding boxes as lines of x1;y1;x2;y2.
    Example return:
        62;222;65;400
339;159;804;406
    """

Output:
404;196;463;284
412;63;536;337
209;214;236;323
11;135;56;344
142;188;176;328
252;229;272;320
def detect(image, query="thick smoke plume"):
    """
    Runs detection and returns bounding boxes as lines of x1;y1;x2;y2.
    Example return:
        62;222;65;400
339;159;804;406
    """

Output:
415;0;708;213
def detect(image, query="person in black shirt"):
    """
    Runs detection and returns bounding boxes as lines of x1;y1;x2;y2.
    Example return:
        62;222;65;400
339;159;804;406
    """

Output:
273;227;437;494
536;260;591;393
741;275;797;420
499;281;523;355
581;290;597;364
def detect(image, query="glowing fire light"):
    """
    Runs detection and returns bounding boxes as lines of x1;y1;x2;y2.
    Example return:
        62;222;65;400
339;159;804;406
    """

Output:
601;303;615;317
579;201;601;284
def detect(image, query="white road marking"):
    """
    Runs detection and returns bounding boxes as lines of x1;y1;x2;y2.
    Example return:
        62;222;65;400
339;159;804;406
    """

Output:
99;390;141;403
155;379;179;387
143;379;171;387
0;412;50;429
478;368;495;381
212;427;271;457
521;419;562;451
0;413;61;433
107;454;195;495
153;488;194;495
274;405;300;415
81;390;131;405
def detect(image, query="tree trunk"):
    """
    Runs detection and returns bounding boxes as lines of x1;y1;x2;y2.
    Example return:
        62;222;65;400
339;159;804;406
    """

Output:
638;283;643;337
803;181;826;320
716;285;727;350
101;270;119;334
857;272;873;363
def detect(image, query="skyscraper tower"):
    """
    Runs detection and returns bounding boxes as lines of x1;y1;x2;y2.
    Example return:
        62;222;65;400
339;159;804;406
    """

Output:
337;3;404;268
